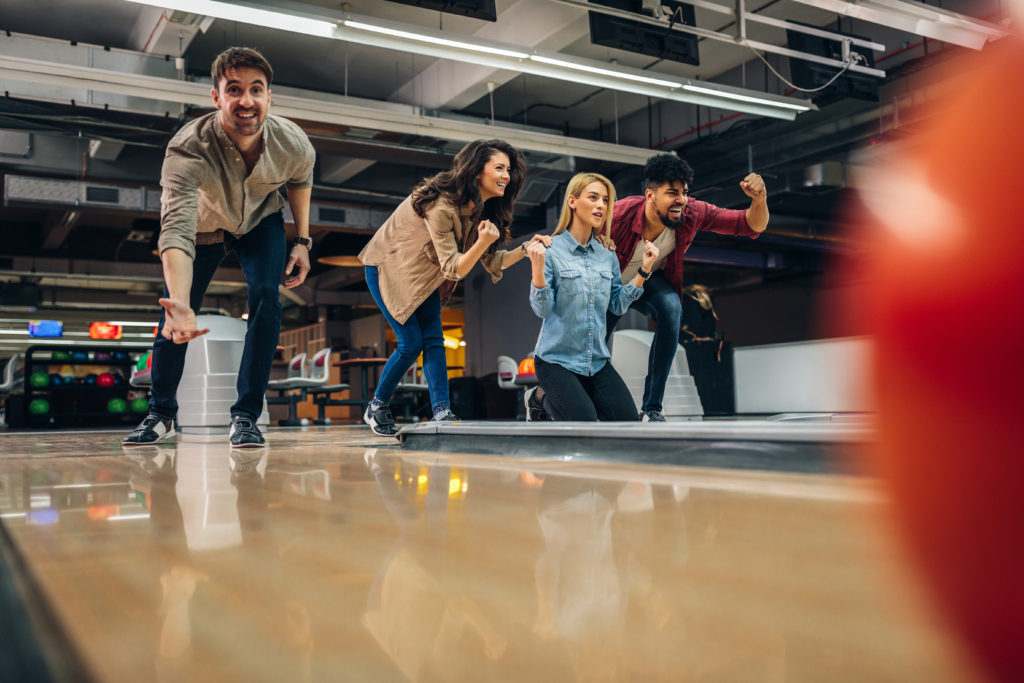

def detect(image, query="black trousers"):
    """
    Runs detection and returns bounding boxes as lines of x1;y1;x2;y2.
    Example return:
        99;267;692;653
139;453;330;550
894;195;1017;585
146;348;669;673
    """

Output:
534;357;638;421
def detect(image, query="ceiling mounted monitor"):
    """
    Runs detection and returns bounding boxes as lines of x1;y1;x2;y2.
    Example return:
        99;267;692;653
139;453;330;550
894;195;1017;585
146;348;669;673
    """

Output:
589;0;699;67
382;0;497;22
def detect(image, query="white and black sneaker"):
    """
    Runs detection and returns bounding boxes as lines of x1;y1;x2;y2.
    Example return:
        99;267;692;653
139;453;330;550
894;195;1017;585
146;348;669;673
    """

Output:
523;386;550;422
432;408;460;422
640;410;667;423
122;414;175;446
229;415;265;448
364;402;398;437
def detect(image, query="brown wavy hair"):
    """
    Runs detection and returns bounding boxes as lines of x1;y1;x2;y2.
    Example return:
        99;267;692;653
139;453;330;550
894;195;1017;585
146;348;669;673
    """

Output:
411;139;526;254
211;47;274;90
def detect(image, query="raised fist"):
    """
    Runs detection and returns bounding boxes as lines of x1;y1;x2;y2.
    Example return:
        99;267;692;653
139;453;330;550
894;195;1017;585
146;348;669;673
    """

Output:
740;172;766;199
478;220;500;245
641;240;660;270
526;239;547;268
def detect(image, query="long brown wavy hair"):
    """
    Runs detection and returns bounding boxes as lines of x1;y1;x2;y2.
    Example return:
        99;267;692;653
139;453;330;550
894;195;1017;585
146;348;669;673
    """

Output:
411;139;526;254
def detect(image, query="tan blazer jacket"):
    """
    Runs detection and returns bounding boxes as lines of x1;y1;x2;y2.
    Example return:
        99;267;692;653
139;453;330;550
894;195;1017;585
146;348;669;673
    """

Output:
358;195;506;324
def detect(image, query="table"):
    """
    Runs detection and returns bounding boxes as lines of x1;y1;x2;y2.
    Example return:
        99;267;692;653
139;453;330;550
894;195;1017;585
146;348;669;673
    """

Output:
333;358;389;413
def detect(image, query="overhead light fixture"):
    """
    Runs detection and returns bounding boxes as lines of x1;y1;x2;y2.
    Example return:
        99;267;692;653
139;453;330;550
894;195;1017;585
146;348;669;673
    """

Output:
683;84;812;112
343;20;529;60
528;55;682;89
788;0;1008;50
122;0;336;38
122;0;814;120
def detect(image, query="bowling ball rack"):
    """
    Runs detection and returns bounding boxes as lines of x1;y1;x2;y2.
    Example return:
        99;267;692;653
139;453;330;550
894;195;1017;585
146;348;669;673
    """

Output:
20;345;152;428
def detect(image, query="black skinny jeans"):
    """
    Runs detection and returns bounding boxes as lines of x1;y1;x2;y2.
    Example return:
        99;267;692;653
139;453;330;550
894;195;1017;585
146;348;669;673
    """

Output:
534;357;638;421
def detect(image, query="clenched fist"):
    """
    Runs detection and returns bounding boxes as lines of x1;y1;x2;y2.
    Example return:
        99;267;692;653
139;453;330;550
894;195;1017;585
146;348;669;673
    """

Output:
640;240;660;271
478;220;501;246
740;172;766;199
526;239;547;268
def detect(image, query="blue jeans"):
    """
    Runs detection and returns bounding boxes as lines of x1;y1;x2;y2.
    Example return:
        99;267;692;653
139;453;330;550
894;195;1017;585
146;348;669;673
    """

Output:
150;212;286;421
364;266;450;412
605;271;682;413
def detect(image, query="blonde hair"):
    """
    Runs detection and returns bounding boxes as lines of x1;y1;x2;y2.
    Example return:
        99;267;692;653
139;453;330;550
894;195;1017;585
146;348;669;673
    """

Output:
553;173;616;242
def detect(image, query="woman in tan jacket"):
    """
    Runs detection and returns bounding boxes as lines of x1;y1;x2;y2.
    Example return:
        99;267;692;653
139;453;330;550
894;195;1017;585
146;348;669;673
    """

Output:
358;139;545;436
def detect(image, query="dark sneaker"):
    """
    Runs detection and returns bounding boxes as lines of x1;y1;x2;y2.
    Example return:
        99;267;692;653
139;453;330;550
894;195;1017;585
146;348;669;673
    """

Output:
523;386;550;422
364;403;398;436
229;415;265;448
122;414;175;446
432;409;460;422
640;410;667;423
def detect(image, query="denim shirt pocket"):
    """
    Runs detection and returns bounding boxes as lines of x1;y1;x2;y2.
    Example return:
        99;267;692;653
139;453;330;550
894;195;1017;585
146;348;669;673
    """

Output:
558;269;584;297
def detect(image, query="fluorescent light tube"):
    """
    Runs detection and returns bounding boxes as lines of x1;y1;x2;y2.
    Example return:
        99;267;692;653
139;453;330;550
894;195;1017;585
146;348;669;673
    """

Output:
529;55;683;89
683;84;811;111
344;20;529;60
123;0;336;38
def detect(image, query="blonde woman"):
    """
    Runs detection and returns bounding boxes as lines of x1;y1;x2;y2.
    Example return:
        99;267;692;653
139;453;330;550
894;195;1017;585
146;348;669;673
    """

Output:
524;173;658;421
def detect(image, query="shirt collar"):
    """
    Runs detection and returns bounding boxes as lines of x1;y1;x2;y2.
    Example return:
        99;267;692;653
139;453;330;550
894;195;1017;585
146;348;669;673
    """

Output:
559;230;596;254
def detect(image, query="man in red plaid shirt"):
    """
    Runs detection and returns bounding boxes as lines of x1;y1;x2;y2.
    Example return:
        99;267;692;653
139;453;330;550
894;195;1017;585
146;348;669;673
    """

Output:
606;154;768;421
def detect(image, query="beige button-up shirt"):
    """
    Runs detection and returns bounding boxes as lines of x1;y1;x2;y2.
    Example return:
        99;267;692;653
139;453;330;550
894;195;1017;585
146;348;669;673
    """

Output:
158;112;315;259
359;195;507;324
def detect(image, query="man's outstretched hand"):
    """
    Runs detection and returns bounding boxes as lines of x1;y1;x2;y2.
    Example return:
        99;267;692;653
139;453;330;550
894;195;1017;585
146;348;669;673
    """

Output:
158;298;210;344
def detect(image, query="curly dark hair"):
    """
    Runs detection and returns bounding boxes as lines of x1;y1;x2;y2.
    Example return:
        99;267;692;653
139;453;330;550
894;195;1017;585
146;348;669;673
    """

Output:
411;139;526;253
211;47;273;90
641;154;694;193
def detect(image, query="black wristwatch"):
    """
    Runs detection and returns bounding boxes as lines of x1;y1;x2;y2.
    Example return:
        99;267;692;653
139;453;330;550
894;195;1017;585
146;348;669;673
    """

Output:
637;266;652;280
292;236;313;250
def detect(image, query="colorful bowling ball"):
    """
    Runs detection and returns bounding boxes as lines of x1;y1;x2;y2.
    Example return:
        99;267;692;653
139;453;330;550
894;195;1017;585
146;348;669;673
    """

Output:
112;352;128;361
29;372;49;388
96;372;115;387
106;398;127;414
130;397;149;413
49;373;64;387
112;373;125;386
28;398;50;415
94;351;112;362
70;351;89;362
859;40;1024;683
51;350;70;361
517;358;535;376
84;374;97;385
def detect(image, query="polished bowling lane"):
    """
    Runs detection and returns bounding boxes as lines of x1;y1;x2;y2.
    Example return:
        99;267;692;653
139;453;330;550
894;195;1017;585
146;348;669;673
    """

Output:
0;427;977;681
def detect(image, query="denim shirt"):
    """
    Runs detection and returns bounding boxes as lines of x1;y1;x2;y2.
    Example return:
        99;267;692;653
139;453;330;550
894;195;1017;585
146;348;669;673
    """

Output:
530;231;642;376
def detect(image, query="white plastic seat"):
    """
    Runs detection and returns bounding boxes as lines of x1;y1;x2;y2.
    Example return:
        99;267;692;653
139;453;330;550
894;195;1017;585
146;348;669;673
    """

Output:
496;355;518;390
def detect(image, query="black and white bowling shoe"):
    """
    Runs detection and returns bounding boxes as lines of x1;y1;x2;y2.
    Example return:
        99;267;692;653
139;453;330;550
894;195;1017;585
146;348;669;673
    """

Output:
364;402;398;437
122;414;175;446
523;386;550;422
640;410;667;423
229;415;266;448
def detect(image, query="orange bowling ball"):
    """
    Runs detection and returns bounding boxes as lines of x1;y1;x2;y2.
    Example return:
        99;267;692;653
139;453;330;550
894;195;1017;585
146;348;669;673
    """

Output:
861;39;1024;681
517;358;535;376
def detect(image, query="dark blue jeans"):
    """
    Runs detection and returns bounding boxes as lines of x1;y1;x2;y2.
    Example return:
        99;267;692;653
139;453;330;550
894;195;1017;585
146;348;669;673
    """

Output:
605;271;682;413
150;212;286;421
364;266;450;413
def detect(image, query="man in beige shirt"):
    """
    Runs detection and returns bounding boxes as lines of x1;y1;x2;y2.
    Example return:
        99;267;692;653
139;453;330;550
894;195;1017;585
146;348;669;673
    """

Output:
123;47;315;449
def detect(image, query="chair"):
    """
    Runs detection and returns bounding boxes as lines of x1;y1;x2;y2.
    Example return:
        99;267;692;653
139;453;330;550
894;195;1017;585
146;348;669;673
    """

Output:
496;355;518;390
266;353;314;426
306;348;353;425
392;364;430;421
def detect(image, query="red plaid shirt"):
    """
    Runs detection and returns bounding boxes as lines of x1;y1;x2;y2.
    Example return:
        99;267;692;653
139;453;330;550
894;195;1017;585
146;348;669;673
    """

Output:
609;195;761;297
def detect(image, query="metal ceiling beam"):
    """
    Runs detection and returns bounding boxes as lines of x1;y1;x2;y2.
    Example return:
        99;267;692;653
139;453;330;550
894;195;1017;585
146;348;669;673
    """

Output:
548;0;886;77
122;1;813;118
788;0;1008;50
0;54;662;165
